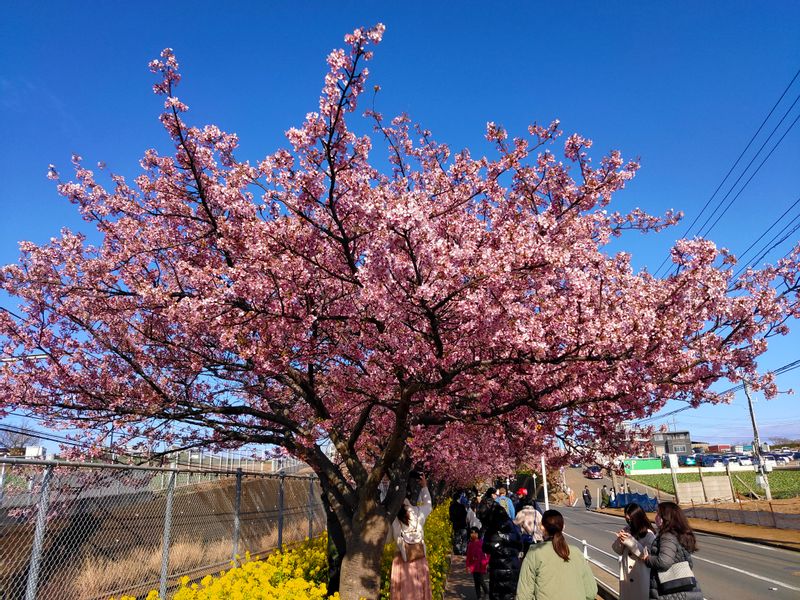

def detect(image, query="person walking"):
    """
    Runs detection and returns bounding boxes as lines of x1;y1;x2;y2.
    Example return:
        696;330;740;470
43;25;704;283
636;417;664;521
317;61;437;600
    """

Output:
480;501;523;600
640;502;703;600
495;486;516;519
390;474;433;599
450;491;469;555
612;503;656;600
515;509;597;600
582;485;592;510
466;526;490;599
513;500;543;554
601;485;610;508
467;499;482;530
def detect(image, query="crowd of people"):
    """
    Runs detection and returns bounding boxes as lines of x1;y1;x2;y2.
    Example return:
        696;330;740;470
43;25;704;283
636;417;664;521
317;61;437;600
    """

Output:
392;475;703;600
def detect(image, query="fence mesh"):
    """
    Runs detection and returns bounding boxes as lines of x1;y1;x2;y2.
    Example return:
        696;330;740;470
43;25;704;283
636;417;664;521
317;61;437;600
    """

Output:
0;459;324;600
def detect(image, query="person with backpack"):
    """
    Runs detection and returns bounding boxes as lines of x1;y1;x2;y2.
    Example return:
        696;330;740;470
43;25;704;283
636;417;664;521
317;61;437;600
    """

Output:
390;474;433;599
495;486;516;519
513;500;543;554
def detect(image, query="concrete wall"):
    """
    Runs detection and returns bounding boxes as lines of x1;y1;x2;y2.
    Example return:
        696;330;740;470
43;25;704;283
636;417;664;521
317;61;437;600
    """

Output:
684;506;800;531
676;475;733;504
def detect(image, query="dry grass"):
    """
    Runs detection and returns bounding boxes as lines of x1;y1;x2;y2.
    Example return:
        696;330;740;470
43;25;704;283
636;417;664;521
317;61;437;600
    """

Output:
72;527;284;599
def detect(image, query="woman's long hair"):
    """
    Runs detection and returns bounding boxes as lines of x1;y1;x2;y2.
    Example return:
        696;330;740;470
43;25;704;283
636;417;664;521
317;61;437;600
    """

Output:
541;510;570;561
624;502;654;539
397;504;411;526
656;501;697;552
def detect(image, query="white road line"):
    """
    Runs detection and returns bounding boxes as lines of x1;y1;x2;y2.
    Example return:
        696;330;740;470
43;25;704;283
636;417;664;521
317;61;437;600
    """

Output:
713;537;794;554
692;555;800;592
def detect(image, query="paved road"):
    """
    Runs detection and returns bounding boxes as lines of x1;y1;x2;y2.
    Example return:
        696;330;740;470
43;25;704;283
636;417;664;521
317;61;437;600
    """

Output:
563;466;674;506
559;506;800;600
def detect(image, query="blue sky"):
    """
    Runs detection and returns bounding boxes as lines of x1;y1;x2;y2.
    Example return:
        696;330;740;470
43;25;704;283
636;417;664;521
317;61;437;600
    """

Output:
1;2;799;446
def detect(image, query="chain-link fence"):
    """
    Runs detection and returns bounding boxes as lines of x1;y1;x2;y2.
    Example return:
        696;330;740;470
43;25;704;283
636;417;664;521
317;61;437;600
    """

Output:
0;458;325;600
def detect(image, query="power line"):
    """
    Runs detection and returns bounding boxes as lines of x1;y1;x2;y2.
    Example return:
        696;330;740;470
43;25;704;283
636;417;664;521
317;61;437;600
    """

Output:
697;107;800;239
653;66;800;278
732;193;800;273
737;217;800;277
634;357;800;424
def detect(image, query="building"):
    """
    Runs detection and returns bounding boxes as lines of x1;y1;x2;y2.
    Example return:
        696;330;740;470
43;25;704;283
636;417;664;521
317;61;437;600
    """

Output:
707;444;731;453
692;441;709;453
651;431;692;456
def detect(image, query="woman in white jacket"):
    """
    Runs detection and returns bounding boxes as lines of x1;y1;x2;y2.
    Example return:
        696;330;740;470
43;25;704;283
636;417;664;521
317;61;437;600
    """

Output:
390;474;433;599
612;503;656;600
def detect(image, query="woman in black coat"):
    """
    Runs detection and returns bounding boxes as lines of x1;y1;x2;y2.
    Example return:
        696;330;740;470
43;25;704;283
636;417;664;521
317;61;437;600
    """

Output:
641;502;703;600
478;500;523;600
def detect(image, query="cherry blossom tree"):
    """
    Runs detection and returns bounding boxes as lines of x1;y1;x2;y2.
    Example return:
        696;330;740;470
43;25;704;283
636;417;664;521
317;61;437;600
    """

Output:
1;24;799;597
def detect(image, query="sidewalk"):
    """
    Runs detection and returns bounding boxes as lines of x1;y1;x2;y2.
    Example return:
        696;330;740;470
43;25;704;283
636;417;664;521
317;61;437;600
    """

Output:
443;555;477;599
596;507;800;552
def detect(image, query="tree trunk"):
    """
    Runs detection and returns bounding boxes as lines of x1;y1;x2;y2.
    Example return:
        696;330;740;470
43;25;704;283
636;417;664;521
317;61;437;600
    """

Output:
338;503;391;600
322;495;347;594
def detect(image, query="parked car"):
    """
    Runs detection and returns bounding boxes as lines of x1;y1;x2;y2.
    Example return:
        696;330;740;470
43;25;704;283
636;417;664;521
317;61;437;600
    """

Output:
773;454;791;465
792;451;800;461
702;455;723;467
583;465;603;479
737;456;753;466
678;455;697;466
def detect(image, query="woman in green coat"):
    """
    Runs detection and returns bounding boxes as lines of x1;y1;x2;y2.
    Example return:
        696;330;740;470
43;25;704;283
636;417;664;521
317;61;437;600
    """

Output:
515;510;597;600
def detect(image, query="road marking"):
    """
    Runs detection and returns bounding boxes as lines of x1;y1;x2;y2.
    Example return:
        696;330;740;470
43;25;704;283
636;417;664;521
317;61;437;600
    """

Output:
692;555;800;592
721;537;794;554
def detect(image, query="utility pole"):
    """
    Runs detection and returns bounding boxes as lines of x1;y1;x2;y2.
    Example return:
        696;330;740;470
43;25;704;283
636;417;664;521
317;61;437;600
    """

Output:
742;378;772;500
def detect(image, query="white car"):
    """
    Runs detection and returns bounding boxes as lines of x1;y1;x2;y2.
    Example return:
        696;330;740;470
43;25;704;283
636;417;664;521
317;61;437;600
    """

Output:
738;457;753;466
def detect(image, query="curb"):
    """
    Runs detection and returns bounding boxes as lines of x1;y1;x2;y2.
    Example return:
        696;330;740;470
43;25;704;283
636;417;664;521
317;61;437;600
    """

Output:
596;578;619;600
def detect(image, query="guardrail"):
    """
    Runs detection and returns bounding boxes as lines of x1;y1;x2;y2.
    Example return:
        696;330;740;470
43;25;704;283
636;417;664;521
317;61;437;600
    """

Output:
564;532;620;599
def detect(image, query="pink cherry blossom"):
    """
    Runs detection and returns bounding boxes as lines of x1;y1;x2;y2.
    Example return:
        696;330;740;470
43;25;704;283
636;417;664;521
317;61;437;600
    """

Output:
2;23;799;598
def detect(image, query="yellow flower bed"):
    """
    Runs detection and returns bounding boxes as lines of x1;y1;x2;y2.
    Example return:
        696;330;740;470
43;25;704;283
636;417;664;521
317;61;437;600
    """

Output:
379;502;452;599
112;503;451;600
111;534;336;600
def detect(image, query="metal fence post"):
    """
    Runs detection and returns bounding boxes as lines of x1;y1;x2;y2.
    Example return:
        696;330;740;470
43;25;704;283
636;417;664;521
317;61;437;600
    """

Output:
0;462;6;504
159;470;177;600
232;468;242;562
25;464;54;600
308;476;315;539
278;472;285;549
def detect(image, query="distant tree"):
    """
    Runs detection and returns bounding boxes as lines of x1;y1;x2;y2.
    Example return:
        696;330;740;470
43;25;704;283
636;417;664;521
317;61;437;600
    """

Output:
768;436;800;447
0;421;39;450
1;25;798;597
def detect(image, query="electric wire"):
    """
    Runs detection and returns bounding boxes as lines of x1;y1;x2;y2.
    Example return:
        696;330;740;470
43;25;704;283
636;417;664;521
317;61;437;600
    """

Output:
634;357;800;424
653;66;800;277
696;107;800;239
731;194;800;274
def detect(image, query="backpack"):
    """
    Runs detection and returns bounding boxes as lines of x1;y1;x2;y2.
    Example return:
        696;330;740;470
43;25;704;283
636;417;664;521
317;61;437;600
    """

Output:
497;495;513;515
